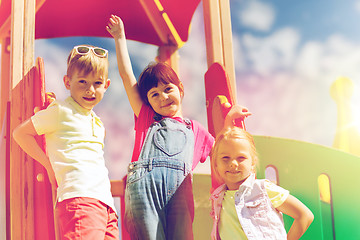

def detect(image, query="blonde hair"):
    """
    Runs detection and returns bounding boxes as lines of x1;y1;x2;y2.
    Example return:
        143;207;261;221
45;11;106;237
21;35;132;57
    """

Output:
210;127;258;184
66;44;108;79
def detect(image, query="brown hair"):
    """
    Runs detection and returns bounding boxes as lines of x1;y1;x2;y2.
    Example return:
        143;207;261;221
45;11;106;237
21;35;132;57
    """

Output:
137;62;184;105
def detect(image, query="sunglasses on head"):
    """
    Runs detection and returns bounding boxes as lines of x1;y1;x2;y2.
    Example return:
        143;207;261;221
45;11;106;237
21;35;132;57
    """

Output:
74;45;108;58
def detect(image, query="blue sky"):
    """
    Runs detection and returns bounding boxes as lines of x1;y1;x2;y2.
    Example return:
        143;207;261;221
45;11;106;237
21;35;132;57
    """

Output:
32;0;360;178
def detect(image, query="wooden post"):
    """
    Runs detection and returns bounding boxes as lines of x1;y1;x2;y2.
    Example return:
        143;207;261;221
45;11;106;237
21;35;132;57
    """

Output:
203;0;237;102
9;0;26;239
218;0;236;98
156;45;179;74
203;0;240;190
9;0;36;239
203;0;223;67
139;0;182;75
0;36;11;128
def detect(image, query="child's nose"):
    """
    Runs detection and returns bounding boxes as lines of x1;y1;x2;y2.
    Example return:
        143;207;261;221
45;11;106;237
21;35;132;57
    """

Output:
86;86;95;94
160;92;168;100
230;159;239;168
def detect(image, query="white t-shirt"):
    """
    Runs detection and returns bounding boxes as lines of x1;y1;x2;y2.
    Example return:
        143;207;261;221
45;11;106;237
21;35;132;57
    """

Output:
31;96;116;213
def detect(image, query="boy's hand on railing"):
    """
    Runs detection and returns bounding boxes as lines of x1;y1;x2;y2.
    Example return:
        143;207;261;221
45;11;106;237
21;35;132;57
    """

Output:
33;92;56;113
45;92;56;106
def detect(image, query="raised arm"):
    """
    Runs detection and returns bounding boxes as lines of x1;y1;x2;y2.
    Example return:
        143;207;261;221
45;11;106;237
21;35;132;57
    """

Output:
13;119;57;187
224;104;252;128
106;14;143;116
277;195;314;240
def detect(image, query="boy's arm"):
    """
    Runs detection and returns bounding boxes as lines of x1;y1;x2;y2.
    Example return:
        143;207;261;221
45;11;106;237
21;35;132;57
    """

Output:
13;118;57;186
107;15;143;117
277;194;314;240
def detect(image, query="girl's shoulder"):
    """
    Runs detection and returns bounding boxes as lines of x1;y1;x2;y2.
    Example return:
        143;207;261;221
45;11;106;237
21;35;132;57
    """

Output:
190;119;213;135
253;178;283;191
191;119;215;146
188;119;202;127
257;179;290;208
135;104;156;126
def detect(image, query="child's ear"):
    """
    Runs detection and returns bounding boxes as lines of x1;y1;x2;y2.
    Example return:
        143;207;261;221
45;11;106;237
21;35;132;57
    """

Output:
179;82;184;98
63;75;71;90
104;79;111;90
251;162;256;173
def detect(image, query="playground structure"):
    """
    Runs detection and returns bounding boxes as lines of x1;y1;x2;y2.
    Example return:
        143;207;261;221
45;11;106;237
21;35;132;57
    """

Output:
1;0;360;239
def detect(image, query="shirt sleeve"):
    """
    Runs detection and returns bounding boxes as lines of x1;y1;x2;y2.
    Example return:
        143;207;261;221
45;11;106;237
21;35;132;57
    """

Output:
31;101;59;135
264;180;290;208
132;105;155;162
134;104;155;131
191;120;215;169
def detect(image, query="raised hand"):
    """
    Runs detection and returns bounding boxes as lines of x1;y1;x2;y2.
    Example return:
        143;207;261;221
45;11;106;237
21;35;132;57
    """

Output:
224;104;252;128
106;14;125;39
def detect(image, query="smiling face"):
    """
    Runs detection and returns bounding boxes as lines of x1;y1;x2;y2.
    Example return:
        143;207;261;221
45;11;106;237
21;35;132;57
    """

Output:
147;82;183;117
64;70;110;110
215;137;255;190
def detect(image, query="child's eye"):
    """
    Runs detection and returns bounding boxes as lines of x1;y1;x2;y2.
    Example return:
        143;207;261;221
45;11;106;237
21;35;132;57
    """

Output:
95;81;103;85
165;87;173;92
151;93;159;98
221;156;230;161
79;80;86;84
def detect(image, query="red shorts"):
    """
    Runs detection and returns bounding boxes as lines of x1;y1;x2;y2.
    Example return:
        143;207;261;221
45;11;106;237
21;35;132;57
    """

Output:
56;197;119;240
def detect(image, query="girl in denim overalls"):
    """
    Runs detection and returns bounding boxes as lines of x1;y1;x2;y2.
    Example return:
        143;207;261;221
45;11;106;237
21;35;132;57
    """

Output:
210;126;314;240
107;15;216;239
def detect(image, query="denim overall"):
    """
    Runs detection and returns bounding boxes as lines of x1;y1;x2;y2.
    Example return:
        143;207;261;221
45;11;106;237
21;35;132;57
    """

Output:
124;116;195;240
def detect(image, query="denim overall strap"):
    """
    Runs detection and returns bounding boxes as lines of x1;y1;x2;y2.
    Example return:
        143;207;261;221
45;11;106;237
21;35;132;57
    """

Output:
125;117;195;240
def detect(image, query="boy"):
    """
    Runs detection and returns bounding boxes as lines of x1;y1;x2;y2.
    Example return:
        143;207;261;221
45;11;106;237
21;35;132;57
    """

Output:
13;45;119;240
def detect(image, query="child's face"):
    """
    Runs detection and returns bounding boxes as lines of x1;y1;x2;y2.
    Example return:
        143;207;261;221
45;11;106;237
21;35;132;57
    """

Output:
147;82;182;117
215;137;255;190
64;70;110;110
